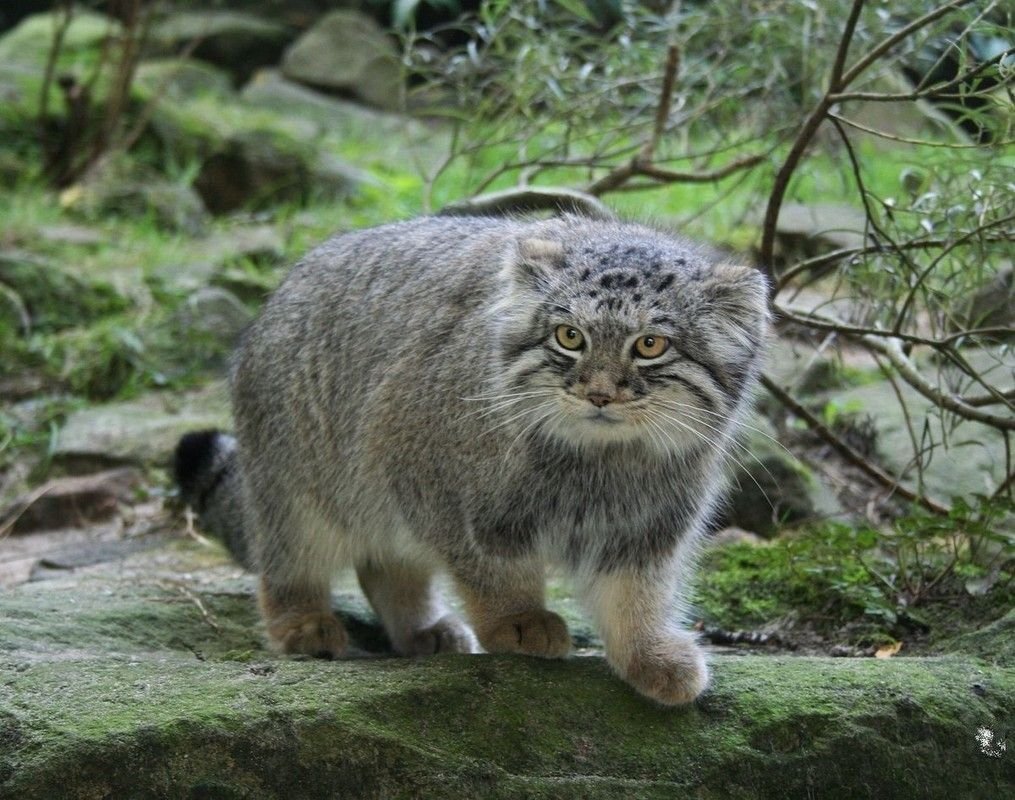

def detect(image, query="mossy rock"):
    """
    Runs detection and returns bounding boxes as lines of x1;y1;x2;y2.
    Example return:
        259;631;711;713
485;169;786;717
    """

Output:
146;11;294;85
0;250;127;333
0;565;1011;798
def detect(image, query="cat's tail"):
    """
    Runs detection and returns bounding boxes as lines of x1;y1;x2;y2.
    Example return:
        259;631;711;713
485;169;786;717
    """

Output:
173;430;254;569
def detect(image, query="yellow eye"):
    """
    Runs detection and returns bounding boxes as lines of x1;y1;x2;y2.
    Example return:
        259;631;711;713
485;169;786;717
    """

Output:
555;325;585;351
634;335;669;359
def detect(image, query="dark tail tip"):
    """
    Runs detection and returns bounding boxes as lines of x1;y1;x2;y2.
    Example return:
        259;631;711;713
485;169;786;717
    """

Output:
174;429;221;505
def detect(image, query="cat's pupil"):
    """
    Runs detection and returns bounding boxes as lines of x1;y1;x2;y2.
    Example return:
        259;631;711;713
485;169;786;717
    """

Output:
566;329;577;340
644;337;655;347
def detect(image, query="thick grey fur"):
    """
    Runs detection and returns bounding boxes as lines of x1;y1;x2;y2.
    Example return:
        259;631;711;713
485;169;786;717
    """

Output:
177;213;769;700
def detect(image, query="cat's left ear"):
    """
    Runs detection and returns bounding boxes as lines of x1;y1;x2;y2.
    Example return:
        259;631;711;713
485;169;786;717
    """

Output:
707;264;770;315
509;238;565;284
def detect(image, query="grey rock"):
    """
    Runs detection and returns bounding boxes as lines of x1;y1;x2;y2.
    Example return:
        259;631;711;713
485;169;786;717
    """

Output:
53;382;232;469
176;286;253;348
0;467;142;535
721;424;818;537
953;265;1013;340
193;130;361;214
0;543;1011;798
66;158;208;233
133;58;234;102
767;203;870;266
147;11;294;85
0;249;126;333
241;68;423;139
281;9;402;110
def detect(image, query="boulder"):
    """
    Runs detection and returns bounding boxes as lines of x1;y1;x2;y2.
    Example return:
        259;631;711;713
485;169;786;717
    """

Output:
133;58;234;103
241;68;425;140
953;264;1013;341
0;467;142;534
763;203;870;268
281;9;402;110
147;11;294;85
0;554;1010;799
52;381;231;471
175;286;254;354
0;250;126;334
193;130;362;214
60;158;208;234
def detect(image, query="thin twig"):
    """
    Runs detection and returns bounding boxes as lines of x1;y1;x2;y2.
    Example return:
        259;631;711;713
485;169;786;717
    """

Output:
761;373;950;515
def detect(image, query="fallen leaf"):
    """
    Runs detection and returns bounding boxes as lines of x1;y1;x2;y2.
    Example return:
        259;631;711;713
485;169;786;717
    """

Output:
875;641;903;659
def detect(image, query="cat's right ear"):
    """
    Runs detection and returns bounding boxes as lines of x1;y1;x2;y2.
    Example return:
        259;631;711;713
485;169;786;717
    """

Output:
506;238;565;285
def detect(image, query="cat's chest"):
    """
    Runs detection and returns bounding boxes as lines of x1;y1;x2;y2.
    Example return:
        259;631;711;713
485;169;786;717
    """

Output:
493;446;687;531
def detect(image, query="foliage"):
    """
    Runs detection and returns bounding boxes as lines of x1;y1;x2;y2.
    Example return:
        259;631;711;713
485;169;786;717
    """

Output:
407;0;1014;516
698;496;1013;647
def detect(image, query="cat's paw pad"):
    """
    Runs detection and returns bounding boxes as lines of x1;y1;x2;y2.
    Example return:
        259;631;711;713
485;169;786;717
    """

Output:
621;637;708;706
268;611;349;659
479;609;571;658
405;615;478;656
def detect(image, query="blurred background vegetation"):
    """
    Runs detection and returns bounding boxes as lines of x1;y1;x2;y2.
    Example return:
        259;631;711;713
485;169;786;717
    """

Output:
0;0;1011;657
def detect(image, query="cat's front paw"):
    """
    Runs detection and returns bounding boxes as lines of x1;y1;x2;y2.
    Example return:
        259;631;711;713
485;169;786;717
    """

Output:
404;614;478;655
267;610;349;659
477;609;571;658
619;634;708;706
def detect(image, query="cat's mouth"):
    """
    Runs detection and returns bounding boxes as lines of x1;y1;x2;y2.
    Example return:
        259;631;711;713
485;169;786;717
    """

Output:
586;408;623;424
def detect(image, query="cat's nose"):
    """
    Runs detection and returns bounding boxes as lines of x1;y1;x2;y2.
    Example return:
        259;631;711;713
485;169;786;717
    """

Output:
586;393;614;407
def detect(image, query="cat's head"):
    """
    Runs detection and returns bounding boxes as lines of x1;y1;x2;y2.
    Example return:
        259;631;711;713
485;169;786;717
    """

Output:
486;221;769;454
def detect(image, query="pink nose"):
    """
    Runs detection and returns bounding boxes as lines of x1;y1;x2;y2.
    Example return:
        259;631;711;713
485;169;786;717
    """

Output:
587;393;613;408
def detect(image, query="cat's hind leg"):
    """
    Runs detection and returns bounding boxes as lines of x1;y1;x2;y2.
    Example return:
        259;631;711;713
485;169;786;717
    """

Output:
357;559;476;655
251;498;349;659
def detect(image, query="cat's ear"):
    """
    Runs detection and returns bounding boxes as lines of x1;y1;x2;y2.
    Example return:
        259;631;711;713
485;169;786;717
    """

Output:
508;238;565;284
707;263;770;314
704;263;771;341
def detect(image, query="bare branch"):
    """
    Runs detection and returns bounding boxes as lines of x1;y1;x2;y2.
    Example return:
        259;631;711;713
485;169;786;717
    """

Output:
760;374;950;515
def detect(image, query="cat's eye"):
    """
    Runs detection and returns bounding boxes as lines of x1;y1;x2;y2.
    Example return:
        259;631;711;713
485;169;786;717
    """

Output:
634;335;669;359
555;325;585;351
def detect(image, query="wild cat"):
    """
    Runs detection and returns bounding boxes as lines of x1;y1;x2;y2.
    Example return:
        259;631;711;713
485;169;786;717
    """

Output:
175;214;769;705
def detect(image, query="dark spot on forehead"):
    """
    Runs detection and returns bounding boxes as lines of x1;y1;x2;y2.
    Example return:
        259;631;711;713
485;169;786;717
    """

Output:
579;268;591;281
587;290;598;298
632;293;642;302
655;274;675;291
600;273;619;289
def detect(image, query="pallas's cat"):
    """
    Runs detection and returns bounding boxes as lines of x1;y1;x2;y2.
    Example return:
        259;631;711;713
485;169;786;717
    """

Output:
175;214;769;704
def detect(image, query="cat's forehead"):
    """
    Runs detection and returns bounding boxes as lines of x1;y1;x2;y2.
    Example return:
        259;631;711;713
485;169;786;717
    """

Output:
549;239;704;323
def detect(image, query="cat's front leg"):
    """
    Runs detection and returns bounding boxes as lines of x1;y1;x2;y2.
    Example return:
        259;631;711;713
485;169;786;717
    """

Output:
452;558;571;659
581;560;708;706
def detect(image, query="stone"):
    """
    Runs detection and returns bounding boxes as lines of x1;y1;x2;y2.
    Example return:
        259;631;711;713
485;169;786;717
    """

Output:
0;467;142;535
0;10;119;65
133;58;234;103
147;11;294;85
193;130;361;214
953;265;1013;341
52;381;231;470
241;68;425;141
61;158;208;234
764;203;870;267
0;554;1010;798
176;287;253;349
0;249;126;333
281;9;402;110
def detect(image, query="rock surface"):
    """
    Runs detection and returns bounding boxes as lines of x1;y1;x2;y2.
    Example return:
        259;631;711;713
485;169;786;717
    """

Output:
52;382;231;471
281;9;402;110
0;531;1011;799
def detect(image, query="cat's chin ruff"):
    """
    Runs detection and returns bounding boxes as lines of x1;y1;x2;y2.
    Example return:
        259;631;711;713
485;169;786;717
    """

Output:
539;410;703;457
